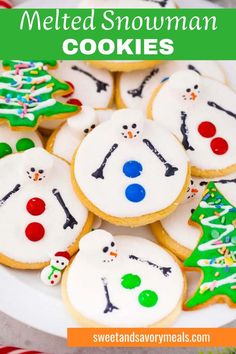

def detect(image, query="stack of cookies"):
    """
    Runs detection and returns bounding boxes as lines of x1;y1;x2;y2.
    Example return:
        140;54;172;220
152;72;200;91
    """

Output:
1;0;236;330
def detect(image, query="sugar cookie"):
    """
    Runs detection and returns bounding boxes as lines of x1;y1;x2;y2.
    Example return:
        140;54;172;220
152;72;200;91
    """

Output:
151;172;236;260
47;106;114;163
149;70;236;177
72;109;190;227
0;147;92;269
62;230;185;327
117;61;225;112
183;182;236;310
1;60;78;130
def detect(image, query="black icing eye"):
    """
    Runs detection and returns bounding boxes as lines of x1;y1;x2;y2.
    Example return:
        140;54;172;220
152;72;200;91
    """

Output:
103;246;109;253
91;124;96;129
194;85;198;89
61;262;64;266
190;180;194;185
31;167;35;172
132;124;137;129
186;88;191;93
39;169;44;174
123;125;128;130
84;128;89;134
111;242;115;247
56;260;59;263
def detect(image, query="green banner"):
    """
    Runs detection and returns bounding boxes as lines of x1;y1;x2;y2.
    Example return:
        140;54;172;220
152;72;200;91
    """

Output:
0;8;235;59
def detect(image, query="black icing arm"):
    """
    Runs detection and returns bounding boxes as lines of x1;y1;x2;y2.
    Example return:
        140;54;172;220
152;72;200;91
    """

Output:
52;188;78;230
180;111;195;151
92;144;118;180
0;184;21;207
127;68;159;98
143;139;178;177
71;65;109;93
129;255;172;277
101;277;119;314
208;101;236;119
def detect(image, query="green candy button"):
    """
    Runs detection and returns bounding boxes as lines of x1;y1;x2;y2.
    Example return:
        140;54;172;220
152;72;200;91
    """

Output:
138;290;158;308
0;142;12;158
121;273;141;289
16;138;35;152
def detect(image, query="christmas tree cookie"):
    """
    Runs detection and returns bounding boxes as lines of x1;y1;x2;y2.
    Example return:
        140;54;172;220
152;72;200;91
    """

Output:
0;60;79;130
184;182;236;310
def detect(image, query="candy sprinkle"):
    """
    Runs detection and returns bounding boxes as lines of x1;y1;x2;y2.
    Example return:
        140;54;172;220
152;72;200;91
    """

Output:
231;285;236;290
215;272;220;277
199;214;205;220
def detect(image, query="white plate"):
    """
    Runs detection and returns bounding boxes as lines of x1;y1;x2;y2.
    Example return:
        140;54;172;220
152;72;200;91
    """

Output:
1;0;236;339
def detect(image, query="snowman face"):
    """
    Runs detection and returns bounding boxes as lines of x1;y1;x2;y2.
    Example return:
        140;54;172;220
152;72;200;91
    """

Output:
79;230;119;264
22;148;54;183
111;109;144;141
182;179;199;203
169;70;201;103
51;256;69;270
67;106;98;140
27;167;46;182
101;240;118;263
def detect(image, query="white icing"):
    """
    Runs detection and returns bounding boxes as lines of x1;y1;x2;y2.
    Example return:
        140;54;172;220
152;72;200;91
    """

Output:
66;230;184;327
40;60;114;131
161;171;236;251
52;107;114;163
73;109;189;218
0;148;88;264
151;70;236;171
200;274;236;294
0;124;42;155
119;61;225;112
79;0;176;9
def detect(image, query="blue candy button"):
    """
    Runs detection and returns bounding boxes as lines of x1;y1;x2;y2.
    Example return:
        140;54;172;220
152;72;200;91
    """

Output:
123;160;143;178
125;184;146;203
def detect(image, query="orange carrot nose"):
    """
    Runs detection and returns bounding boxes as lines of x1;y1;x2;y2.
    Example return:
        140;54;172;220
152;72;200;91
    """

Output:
128;131;133;139
191;188;199;193
191;92;197;101
110;251;117;257
34;172;39;181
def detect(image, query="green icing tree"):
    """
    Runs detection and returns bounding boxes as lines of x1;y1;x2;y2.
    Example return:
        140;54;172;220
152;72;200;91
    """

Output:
184;182;236;309
0;60;78;129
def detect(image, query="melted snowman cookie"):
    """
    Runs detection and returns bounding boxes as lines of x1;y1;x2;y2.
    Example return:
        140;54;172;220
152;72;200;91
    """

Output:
117;61;225;112
0;124;43;158
0;147;92;269
72;109;190;226
149;70;236;177
47;106;114;163
152;172;236;260
62;230;185;327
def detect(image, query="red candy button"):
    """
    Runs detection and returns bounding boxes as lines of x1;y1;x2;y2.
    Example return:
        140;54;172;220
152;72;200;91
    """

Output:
198;121;216;138
67;98;82;107
63;81;75;98
210;137;229;155
25;222;45;242
26;198;46;216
